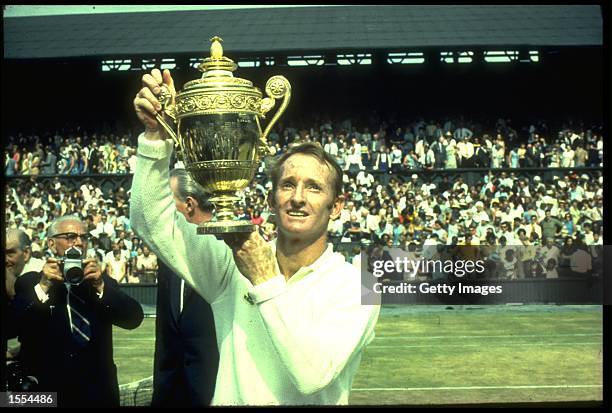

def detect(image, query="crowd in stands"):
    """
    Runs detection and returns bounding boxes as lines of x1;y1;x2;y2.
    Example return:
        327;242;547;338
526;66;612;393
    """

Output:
5;116;603;177
5;116;603;283
5;130;138;176
5;178;158;284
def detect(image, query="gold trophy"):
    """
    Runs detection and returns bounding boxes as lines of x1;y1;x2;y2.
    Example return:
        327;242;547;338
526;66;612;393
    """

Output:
155;36;291;234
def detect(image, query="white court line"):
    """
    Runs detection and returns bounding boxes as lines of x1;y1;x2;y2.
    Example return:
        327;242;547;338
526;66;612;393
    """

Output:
369;342;601;348
374;333;602;340
115;334;602;343
352;384;603;391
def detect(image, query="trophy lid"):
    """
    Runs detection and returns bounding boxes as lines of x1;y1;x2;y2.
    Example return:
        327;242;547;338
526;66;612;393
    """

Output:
175;36;273;118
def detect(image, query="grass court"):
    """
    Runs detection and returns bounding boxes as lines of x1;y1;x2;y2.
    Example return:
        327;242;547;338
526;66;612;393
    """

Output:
112;304;603;405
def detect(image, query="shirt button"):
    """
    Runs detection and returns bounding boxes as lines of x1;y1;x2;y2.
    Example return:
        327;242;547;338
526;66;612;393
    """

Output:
244;293;255;305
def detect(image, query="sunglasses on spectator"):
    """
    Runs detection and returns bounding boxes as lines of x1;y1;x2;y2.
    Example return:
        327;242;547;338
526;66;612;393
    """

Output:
52;232;92;242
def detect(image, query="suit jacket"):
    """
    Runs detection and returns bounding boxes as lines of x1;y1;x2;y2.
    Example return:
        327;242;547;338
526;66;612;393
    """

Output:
152;260;219;407
12;271;144;407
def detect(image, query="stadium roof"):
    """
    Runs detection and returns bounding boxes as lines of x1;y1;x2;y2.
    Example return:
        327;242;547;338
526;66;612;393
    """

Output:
4;5;603;59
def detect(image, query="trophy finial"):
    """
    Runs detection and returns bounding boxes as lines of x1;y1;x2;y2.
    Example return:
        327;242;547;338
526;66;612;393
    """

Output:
199;35;237;74
210;36;224;59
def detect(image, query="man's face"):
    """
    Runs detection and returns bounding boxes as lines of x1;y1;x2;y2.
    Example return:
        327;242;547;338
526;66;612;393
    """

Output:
47;220;88;257
6;233;30;276
271;153;342;242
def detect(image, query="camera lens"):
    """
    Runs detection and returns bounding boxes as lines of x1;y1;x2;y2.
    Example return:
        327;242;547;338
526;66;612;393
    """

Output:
65;266;84;284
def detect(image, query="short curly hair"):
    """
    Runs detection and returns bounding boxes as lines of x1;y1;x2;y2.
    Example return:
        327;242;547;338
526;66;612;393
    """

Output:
270;142;343;200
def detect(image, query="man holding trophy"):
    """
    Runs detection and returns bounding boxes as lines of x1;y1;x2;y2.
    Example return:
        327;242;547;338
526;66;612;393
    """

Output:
131;37;379;405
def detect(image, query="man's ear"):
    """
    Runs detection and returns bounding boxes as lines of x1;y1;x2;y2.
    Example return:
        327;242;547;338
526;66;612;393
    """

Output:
185;196;198;213
23;246;32;262
47;238;56;255
329;195;345;220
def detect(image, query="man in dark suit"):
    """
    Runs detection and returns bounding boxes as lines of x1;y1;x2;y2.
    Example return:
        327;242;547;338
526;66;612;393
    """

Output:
151;168;219;407
11;215;144;407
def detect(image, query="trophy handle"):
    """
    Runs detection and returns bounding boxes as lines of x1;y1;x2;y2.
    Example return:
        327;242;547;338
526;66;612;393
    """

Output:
260;76;291;149
155;85;182;151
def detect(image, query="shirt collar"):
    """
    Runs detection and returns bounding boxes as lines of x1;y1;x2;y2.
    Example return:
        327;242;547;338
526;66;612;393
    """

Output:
269;239;336;285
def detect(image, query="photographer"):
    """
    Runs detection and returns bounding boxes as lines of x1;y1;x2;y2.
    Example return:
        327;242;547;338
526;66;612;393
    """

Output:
11;215;144;407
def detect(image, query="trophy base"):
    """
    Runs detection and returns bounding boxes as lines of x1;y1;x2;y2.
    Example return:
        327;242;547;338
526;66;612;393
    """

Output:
197;221;255;235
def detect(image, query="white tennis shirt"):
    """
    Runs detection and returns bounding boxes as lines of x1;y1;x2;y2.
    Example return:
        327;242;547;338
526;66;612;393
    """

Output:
130;135;380;405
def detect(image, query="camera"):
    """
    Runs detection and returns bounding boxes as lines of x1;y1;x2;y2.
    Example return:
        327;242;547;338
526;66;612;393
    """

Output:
60;246;85;285
5;361;39;391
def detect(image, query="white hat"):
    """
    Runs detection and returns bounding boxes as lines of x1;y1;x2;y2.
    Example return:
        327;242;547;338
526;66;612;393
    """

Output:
411;174;418;179
534;176;541;181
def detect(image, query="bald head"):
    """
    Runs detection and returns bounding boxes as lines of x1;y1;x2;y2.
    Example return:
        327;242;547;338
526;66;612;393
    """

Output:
6;229;32;277
7;229;31;250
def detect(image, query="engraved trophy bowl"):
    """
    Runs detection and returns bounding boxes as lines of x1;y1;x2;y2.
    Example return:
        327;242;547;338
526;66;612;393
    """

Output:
155;36;291;234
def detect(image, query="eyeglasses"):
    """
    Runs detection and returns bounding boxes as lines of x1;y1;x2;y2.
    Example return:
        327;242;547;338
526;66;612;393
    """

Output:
52;232;92;243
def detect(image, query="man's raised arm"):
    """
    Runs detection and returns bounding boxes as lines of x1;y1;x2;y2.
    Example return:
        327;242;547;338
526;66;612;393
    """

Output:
130;68;235;304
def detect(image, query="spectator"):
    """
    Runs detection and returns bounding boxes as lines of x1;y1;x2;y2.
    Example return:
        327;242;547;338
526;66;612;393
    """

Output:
7;228;45;276
136;245;158;284
11;214;143;407
541;210;563;241
151;167;220;407
457;136;475;167
107;246;128;283
444;136;458;168
558;236;577;277
40;145;58;175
